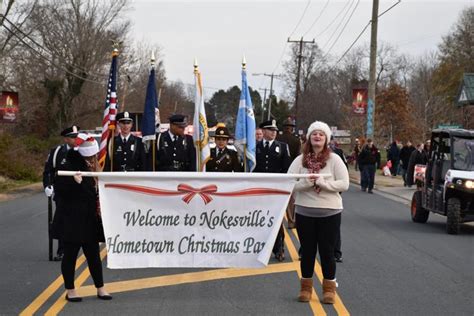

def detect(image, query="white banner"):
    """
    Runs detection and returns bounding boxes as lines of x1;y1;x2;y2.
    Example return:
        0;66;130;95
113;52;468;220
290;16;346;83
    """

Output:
97;172;295;269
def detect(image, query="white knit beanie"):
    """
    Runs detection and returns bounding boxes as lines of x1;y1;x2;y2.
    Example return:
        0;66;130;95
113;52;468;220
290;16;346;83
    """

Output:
306;121;332;140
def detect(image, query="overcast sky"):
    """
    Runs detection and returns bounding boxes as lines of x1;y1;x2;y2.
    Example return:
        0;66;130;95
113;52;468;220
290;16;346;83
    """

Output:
128;0;472;99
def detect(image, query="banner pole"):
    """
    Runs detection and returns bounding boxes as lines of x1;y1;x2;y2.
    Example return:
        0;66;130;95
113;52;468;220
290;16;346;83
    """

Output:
58;170;331;179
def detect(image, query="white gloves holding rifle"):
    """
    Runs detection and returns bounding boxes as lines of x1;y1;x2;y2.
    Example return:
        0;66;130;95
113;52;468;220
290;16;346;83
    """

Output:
44;186;54;197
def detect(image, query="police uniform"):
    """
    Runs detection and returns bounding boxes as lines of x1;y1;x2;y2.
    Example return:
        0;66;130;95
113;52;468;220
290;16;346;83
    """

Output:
206;126;242;172
276;118;301;229
277;118;301;161
254;120;291;261
155;114;196;171
42;125;79;261
104;112;146;171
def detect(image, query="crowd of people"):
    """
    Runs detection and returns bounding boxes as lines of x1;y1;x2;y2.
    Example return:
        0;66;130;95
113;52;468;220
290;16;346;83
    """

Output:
47;113;429;304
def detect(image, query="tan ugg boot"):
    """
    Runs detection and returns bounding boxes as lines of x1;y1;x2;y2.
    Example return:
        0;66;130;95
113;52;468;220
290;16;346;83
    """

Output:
298;278;313;302
322;279;337;304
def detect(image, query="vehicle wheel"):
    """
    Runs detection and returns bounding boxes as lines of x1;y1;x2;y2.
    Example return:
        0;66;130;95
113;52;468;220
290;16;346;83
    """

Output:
411;191;429;223
446;198;461;235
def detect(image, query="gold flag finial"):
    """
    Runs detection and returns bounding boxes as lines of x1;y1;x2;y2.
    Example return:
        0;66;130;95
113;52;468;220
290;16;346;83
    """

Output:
151;51;156;67
194;58;199;73
242;55;247;69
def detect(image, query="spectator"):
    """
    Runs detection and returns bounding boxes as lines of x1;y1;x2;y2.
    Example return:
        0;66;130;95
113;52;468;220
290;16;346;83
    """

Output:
387;141;400;176
399;140;416;186
357;139;381;193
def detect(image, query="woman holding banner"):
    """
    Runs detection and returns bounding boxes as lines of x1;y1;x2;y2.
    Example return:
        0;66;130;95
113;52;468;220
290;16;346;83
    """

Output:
52;134;112;302
287;121;349;304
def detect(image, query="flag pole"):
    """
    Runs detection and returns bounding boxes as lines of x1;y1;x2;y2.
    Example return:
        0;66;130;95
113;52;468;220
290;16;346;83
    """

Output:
151;52;157;171
194;59;202;171
109;47;120;172
242;56;248;172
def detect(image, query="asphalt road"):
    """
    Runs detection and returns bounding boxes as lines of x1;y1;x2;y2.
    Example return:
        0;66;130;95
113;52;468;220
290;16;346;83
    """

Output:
1;186;473;315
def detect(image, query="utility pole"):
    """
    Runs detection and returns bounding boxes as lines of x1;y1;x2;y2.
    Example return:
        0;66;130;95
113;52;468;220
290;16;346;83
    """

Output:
367;0;379;139
259;88;267;122
253;73;281;120
287;37;315;130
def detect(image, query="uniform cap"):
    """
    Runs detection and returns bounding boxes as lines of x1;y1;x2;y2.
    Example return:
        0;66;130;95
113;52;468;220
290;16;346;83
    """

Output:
60;125;80;137
116;111;133;122
282;118;296;127
215;126;230;138
169;114;188;127
259;119;278;131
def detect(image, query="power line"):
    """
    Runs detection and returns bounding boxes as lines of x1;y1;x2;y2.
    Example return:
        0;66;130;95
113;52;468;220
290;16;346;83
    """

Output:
271;0;312;74
302;0;330;37
322;0;361;59
314;0;353;38
320;0;355;51
288;0;312;39
333;0;401;65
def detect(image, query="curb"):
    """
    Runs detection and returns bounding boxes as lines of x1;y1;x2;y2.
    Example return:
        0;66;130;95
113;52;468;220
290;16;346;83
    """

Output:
349;176;412;203
0;182;43;203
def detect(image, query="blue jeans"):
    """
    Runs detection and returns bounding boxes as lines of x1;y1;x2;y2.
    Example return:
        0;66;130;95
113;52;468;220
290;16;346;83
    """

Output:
361;164;376;190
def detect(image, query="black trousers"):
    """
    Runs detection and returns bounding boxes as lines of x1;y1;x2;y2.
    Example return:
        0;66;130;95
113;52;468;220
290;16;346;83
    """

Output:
296;213;341;279
360;164;376;190
61;242;104;290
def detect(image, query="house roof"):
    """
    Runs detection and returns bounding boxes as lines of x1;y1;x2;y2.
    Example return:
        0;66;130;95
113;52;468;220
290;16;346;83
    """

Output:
456;73;474;106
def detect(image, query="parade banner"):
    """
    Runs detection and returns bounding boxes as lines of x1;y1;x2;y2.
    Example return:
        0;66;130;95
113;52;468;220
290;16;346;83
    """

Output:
0;91;19;123
97;172;295;269
352;88;368;115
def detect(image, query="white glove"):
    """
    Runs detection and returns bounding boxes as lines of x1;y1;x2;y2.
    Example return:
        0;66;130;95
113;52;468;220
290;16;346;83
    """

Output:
44;186;54;197
73;172;83;184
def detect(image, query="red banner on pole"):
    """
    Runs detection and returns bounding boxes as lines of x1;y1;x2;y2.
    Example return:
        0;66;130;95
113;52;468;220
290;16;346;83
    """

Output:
352;88;367;115
0;91;19;123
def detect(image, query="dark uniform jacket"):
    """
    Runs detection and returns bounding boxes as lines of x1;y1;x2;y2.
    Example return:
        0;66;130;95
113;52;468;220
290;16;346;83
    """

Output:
104;134;146;171
155;132;196;171
277;132;301;161
43;144;70;202
254;140;291;173
206;147;242;172
52;150;105;243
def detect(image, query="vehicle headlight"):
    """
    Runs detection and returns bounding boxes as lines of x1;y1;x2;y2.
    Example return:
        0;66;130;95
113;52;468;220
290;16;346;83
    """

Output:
465;180;474;189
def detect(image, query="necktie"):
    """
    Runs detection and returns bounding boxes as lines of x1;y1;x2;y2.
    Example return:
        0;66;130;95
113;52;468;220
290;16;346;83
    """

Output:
264;141;269;150
123;138;126;143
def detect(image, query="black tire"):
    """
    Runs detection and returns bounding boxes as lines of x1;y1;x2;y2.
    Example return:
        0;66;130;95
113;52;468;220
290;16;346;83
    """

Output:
446;198;461;235
411;191;429;223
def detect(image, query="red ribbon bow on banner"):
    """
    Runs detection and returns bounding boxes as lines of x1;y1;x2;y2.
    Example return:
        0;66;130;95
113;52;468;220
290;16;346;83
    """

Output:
177;184;218;204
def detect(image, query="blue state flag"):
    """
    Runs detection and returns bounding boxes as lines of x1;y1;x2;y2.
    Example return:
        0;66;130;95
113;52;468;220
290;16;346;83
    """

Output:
141;67;158;145
234;69;256;172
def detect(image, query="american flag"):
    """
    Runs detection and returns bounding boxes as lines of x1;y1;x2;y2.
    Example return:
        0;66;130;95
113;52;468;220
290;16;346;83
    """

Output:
98;49;119;169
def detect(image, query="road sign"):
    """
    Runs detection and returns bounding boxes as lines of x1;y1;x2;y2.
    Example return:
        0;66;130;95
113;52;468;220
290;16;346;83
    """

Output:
437;124;462;129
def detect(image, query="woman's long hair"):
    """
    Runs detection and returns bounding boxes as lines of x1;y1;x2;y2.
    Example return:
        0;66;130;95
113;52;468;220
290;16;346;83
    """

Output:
302;135;331;170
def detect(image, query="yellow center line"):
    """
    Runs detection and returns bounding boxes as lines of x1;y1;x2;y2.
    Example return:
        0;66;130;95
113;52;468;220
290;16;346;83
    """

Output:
290;228;350;316
72;262;299;297
283;220;327;316
20;253;88;316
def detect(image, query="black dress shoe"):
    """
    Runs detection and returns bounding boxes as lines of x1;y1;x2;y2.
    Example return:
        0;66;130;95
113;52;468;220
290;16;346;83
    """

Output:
97;294;113;300
65;294;82;302
53;253;64;261
368;190;373;194
335;257;343;263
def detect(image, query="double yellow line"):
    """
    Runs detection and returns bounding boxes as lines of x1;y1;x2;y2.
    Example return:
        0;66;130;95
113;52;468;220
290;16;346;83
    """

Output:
21;222;349;315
